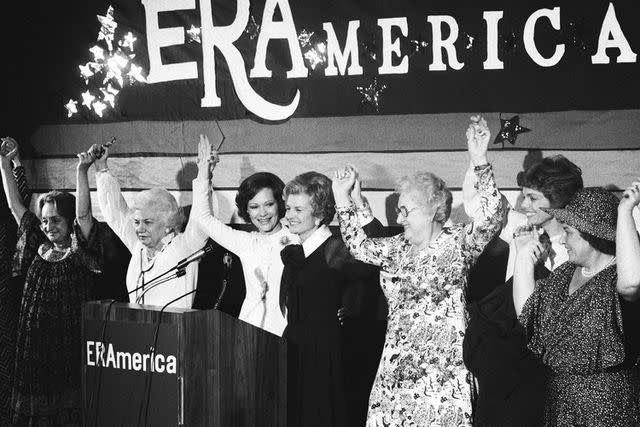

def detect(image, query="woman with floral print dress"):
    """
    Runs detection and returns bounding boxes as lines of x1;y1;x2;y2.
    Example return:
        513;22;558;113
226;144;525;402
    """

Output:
333;116;504;426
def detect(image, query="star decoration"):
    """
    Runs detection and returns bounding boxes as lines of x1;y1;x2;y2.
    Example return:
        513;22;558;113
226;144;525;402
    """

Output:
493;115;530;147
127;64;147;83
566;19;594;54
356;78;387;112
499;30;518;55
298;29;314;48
244;15;260;40
89;45;105;61
186;25;201;43
92;100;108;117
81;91;96;107
79;63;95;83
97;5;117;52
466;34;475;50
361;39;377;61
100;88;116;107
64;99;78;117
120;32;137;51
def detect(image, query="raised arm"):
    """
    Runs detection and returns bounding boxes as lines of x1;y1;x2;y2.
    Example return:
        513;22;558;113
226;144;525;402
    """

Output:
75;148;97;239
617;180;640;301
462;116;505;263
93;147;137;251
333;166;393;267
0;138;27;224
191;134;248;253
512;226;546;315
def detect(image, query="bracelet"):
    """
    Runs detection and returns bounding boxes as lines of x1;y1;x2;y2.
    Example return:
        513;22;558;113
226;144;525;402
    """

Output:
473;163;490;171
97;167;109;173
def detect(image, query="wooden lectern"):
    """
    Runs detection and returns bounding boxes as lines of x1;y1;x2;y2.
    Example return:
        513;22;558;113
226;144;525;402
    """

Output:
81;301;287;426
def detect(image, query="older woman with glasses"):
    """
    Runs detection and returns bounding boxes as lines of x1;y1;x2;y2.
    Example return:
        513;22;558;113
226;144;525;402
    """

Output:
332;116;504;426
513;187;640;425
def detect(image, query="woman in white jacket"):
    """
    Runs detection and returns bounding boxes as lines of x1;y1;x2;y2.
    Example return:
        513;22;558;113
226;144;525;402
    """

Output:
191;135;299;336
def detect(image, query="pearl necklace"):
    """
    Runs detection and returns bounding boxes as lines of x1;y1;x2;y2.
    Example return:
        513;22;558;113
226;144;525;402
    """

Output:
581;256;616;278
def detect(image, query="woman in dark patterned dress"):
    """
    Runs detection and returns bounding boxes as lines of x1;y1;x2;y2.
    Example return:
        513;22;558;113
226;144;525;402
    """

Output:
0;145;102;425
0;138;30;425
513;187;640;426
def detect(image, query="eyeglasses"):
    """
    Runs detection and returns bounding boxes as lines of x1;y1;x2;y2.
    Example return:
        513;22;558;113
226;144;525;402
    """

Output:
394;206;419;218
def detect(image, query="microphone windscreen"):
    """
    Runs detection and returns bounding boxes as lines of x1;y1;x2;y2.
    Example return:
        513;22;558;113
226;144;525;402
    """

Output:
223;253;232;269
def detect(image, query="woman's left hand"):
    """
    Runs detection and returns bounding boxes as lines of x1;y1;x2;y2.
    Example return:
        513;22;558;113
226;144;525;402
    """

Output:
466;115;490;166
76;150;96;171
619;179;640;211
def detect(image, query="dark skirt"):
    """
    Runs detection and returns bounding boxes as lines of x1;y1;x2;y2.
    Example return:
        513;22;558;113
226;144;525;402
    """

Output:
11;254;94;426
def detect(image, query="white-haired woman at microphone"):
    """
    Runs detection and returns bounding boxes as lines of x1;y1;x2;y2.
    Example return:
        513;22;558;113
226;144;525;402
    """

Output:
89;142;210;308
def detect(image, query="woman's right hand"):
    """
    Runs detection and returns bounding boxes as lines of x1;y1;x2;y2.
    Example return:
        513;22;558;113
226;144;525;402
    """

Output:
196;134;219;180
513;225;546;266
0;137;19;167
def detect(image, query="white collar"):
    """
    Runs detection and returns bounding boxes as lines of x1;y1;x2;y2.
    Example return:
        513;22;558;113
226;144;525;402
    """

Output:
302;225;332;258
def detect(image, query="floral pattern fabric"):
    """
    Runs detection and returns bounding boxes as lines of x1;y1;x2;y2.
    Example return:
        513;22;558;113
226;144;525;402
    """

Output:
337;165;503;427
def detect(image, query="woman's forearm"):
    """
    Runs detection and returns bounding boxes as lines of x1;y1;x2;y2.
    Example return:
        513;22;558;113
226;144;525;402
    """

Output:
617;206;640;301
0;160;27;224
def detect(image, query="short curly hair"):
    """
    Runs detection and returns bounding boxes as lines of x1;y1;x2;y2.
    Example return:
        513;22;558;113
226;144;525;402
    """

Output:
396;172;452;224
284;171;335;226
38;191;76;229
517;155;583;209
133;188;183;233
235;172;286;223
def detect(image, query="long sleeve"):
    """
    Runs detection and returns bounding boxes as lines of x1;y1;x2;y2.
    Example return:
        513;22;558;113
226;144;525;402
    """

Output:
95;170;137;252
13;165;31;208
191;178;251;255
336;204;397;269
461;164;505;268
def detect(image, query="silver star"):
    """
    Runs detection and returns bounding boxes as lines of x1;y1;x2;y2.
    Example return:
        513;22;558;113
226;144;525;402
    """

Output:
356;78;387;112
298;29;314;48
186;25;201;43
97;6;117;51
79;63;95;83
120;32;137;51
64;99;78;117
89;45;105;61
127;64;147;83
92;100;108;117
81;91;96;108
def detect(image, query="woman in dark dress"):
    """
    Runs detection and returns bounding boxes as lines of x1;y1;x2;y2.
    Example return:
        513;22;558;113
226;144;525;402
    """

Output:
0;138;30;425
280;171;374;427
0;145;102;425
514;187;640;426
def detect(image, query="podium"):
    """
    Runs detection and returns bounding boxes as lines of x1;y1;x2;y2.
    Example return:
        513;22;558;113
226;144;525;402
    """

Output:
81;301;287;426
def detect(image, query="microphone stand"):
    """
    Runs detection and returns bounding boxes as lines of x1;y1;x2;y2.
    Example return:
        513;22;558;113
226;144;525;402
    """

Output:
135;268;186;304
213;253;232;310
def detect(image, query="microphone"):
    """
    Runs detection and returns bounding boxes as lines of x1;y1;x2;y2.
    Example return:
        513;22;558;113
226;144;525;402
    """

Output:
128;242;216;297
176;242;216;270
214;253;233;310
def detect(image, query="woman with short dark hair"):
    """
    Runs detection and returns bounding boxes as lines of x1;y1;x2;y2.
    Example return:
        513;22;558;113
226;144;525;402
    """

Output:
0;140;102;425
192;135;298;336
514;187;640;425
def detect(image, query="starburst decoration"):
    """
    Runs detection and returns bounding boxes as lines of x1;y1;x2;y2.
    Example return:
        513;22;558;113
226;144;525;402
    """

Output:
356;78;387;112
65;5;147;119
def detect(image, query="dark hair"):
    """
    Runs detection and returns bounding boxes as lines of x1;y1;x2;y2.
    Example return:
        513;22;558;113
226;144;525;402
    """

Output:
235;172;286;223
284;171;335;226
37;191;76;229
579;231;616;255
517;155;583;208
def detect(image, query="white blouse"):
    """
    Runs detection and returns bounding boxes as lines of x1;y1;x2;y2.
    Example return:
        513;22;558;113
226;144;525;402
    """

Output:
192;179;299;336
96;171;209;309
